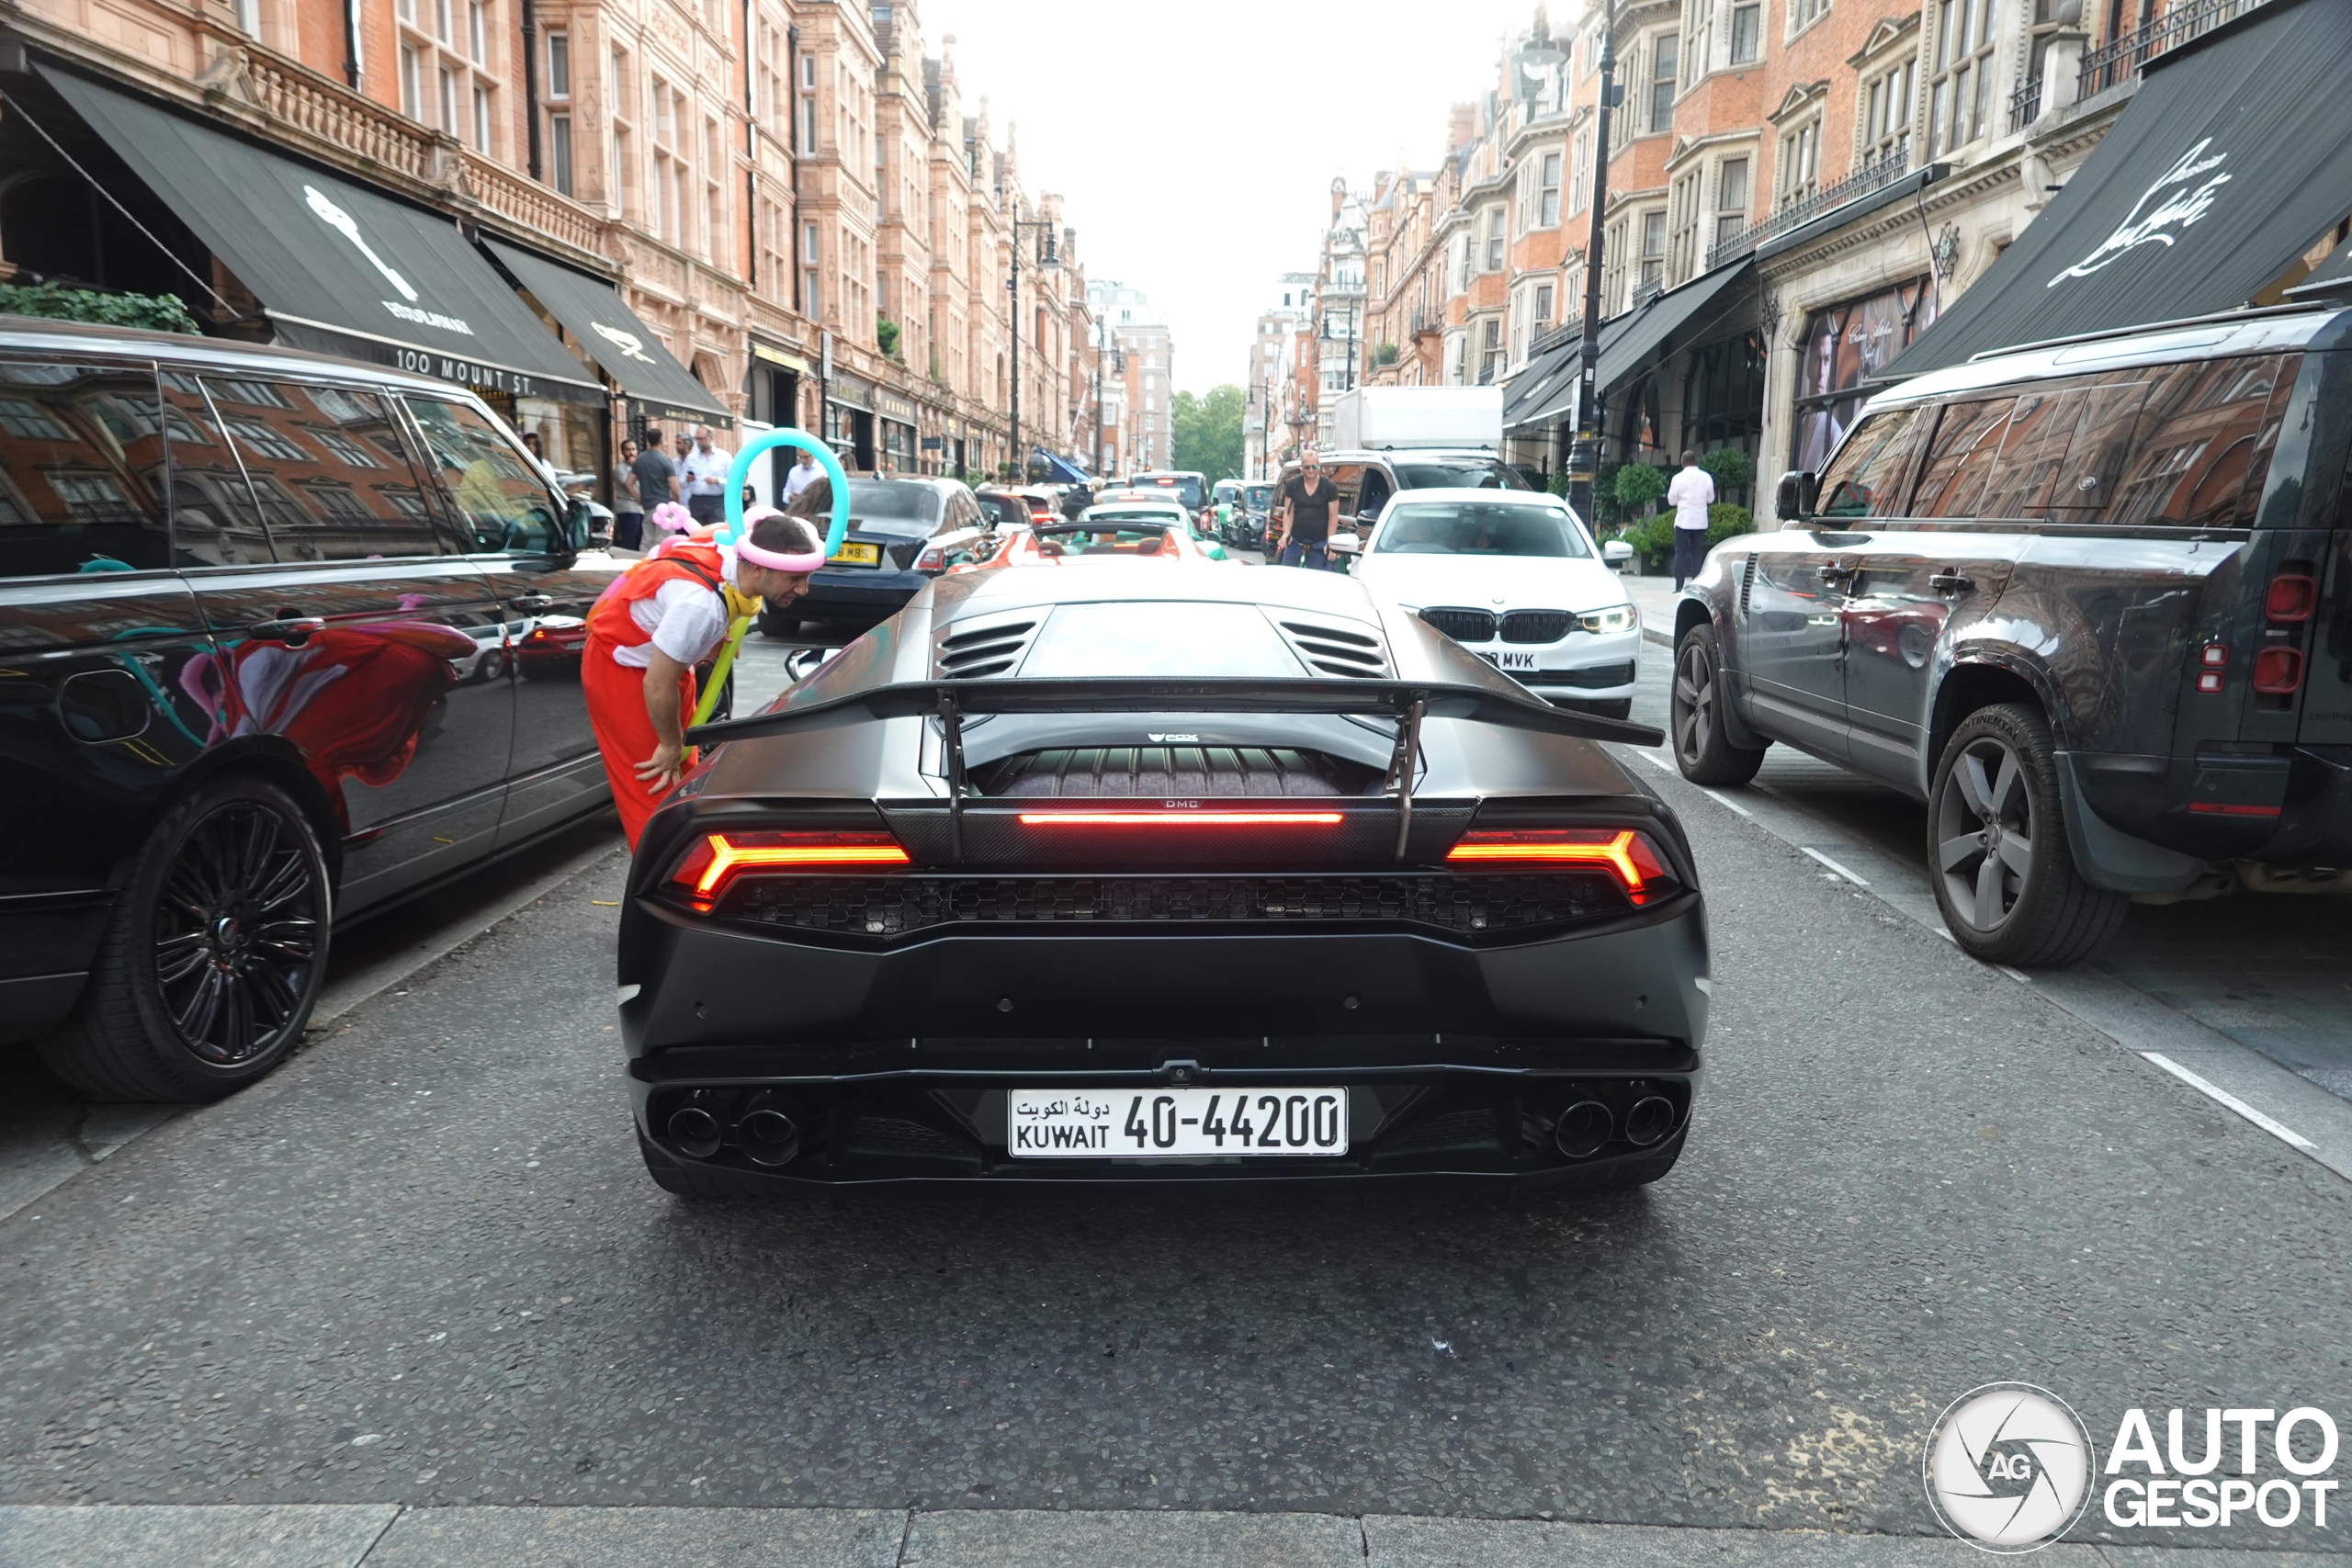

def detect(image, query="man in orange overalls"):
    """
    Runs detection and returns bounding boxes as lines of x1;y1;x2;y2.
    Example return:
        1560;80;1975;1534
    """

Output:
582;507;823;847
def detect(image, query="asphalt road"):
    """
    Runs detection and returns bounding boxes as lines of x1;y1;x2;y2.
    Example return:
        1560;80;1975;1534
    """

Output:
3;613;2347;1551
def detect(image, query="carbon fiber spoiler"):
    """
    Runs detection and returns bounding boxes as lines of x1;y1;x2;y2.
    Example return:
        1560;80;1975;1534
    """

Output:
687;678;1664;749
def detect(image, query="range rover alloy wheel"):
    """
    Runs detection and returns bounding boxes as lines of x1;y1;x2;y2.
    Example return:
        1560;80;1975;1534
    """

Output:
1927;704;2127;967
39;775;330;1101
1670;623;1766;786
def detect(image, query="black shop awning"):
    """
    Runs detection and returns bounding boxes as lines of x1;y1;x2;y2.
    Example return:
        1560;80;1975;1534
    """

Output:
1502;337;1582;429
1883;0;2352;378
40;67;603;404
1593;258;1756;396
481;238;729;426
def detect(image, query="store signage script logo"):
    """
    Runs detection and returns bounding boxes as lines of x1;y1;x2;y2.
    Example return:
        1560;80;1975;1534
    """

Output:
591;321;659;364
305;186;417;301
2047;141;2231;287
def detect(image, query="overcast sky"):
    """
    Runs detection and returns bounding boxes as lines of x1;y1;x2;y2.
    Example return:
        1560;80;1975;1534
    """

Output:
921;0;1541;395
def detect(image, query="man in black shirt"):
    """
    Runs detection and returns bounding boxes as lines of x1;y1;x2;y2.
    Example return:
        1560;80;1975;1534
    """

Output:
1275;453;1340;570
630;426;681;534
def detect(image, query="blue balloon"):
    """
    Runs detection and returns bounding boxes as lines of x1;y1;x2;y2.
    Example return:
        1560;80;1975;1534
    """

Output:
719;428;850;557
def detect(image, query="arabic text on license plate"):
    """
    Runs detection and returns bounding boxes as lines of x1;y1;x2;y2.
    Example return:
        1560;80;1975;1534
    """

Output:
1009;1088;1348;1158
830;541;880;566
1480;649;1541;672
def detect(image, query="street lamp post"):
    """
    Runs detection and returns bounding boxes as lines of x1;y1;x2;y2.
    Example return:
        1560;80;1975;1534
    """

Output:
1006;211;1058;481
1569;0;1619;525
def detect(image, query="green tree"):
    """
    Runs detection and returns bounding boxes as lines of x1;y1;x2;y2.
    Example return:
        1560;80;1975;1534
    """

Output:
1613;461;1668;516
1170;383;1246;479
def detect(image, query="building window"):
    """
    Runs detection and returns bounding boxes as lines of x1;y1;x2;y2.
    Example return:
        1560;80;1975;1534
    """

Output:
1534;281;1555;322
1729;0;1761;62
802;220;819;265
1648;33;1678;133
797;58;819;153
609;47;633;218
1790;0;1829;32
1716;156;1750;243
804;267;820;318
1538;151;1562;226
1864;60;1915;164
1480;318;1504;384
439;66;457;135
433;0;449;44
1929;0;1995;156
651;80;683;248
1777;117;1821;206
545;30;568;96
1570;129;1590;213
1667;170;1701;286
400;45;421;118
1601;216;1628;312
1639;210;1667;292
467;0;484;63
1486;207;1505;271
476;85;493;154
548;111;571;192
705;117;724;261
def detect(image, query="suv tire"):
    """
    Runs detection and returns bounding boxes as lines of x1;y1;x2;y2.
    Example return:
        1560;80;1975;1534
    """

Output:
40;774;330;1101
1671;623;1766;786
1928;703;2128;967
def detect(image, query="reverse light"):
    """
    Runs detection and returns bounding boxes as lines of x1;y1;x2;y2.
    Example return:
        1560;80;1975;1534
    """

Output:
1445;827;1672;905
1017;811;1344;827
670;829;910;902
1577;604;1638;636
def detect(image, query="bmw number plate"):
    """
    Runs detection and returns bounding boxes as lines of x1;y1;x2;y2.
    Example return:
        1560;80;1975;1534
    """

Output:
1009;1088;1348;1158
829;541;881;567
1479;649;1540;672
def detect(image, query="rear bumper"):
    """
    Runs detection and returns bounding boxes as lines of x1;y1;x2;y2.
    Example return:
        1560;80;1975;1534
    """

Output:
2064;746;2352;890
618;894;1707;1188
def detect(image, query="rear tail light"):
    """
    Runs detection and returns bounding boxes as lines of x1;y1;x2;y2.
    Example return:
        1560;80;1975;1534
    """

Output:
1444;827;1674;905
915;544;945;571
2265;571;2317;623
1016;810;1344;828
2251;646;2305;695
669;829;910;903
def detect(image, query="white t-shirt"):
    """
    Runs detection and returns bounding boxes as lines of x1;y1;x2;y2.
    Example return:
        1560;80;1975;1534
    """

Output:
680;445;734;497
610;547;739;669
781;460;823;500
1667;465;1716;530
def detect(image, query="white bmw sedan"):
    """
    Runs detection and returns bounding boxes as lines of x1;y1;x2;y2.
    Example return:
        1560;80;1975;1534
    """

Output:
1346;489;1640;716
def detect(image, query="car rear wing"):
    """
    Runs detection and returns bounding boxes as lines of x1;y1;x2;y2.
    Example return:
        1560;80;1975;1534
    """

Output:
688;679;1663;862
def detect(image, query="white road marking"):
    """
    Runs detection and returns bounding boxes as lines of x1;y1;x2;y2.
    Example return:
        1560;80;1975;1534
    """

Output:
1701;788;1753;818
2141;1053;2316;1150
1800;847;1871;887
1996;964;2035;985
1634;747;1677;773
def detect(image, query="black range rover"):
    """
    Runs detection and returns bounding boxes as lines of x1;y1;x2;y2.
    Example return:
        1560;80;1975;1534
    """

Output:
0;318;618;1099
1668;305;2352;964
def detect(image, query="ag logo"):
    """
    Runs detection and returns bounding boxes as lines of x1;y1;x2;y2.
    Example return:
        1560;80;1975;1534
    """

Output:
591;321;658;364
1925;1382;2097;1552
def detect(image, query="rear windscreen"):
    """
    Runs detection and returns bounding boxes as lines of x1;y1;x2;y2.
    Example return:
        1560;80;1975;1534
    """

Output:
1131;475;1205;508
1022;602;1299;677
1390;459;1531;491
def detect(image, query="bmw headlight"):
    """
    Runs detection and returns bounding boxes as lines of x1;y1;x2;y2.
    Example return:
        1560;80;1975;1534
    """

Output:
1577;603;1638;635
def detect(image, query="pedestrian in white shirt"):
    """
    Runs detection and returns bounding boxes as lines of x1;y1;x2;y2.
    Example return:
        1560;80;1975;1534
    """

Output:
780;447;823;504
1667;450;1716;590
680;425;735;526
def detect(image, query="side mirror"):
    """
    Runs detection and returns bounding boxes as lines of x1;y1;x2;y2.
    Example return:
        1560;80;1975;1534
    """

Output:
563;496;594;552
1774;470;1819;522
1326;534;1363;556
1602;538;1634;568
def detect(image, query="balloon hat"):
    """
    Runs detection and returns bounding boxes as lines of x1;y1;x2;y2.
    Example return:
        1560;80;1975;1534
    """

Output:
716;428;849;573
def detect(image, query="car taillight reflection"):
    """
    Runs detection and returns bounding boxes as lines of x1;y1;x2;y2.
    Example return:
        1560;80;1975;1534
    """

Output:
670;829;910;902
1444;827;1672;905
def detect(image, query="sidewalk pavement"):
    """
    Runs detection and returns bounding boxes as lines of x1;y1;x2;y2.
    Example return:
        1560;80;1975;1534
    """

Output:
3;1505;2339;1568
1623;573;1680;649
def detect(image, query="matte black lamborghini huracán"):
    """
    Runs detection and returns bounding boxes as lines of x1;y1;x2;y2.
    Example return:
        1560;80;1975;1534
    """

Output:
616;564;1711;1195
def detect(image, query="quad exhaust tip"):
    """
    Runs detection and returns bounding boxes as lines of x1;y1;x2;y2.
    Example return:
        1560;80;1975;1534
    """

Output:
1554;1100;1613;1159
738;1095;801;1168
1624;1095;1676;1147
667;1105;722;1159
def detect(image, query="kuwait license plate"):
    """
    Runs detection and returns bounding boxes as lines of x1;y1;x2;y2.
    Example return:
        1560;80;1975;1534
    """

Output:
829;541;881;566
1009;1088;1348;1158
1480;649;1541;672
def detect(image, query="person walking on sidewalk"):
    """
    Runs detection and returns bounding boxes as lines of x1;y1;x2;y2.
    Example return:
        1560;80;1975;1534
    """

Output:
1667;451;1715;591
1275;453;1340;570
680;425;734;527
